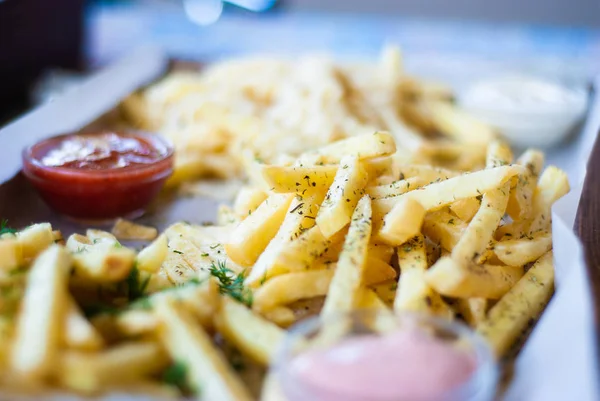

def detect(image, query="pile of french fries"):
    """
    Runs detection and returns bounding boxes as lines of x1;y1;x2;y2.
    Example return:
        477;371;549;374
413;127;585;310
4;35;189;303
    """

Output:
0;125;568;399
121;46;493;187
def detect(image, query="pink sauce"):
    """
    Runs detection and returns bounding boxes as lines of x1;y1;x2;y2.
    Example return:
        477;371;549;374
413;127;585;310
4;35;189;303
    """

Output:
288;330;476;401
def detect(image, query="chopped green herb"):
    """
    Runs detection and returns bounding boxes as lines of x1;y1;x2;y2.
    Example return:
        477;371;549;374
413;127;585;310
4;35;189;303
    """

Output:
0;220;16;236
173;250;184;255
209;261;253;307
162;361;193;393
126;266;150;301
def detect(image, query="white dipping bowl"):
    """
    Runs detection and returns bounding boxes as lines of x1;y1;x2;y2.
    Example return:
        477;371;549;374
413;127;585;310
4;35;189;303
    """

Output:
458;76;588;148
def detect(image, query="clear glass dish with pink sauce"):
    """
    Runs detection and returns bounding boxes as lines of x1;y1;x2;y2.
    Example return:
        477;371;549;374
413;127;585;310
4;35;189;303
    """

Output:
22;130;174;222
275;310;498;401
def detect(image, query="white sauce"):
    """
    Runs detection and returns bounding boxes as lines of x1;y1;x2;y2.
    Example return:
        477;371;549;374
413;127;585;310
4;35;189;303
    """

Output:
459;76;588;148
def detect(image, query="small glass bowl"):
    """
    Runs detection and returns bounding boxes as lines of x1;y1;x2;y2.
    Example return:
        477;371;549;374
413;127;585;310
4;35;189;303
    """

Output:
22;130;174;223
274;310;498;401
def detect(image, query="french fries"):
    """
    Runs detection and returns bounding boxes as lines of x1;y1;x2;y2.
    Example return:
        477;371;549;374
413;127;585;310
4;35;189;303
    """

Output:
321;195;372;317
11;245;72;379
225;194;293;267
59;342;168;393
315;155;368;238
477;252;555;357
215;297;285;366
155;298;253;401
0;48;573;399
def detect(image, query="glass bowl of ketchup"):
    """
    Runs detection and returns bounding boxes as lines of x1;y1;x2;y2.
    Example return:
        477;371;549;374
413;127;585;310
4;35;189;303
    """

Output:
275;310;498;401
22;130;174;222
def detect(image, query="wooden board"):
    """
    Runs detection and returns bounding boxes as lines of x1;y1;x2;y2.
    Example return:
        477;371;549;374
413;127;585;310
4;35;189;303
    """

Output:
575;128;600;367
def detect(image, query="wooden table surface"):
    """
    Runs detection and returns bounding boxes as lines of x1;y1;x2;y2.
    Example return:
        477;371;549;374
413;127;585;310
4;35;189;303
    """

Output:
575;128;600;366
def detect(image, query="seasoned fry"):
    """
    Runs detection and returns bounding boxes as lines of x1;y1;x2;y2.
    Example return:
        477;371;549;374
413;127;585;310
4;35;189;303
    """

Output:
17;223;54;260
366;177;425;199
426;257;524;299
64;296;104;351
506;149;544;220
455;298;487;327
0;237;23;271
59;342;168;393
297;132;396;164
422;210;467;251
373;165;522;217
493;231;552;266
136;234;168;274
246;193;322;285
253;258;395;312
225;194;293;267
377;197;426;246
262;165;337;194
316;155;368;238
477;252;554;356
321;195;372;317
155;298;253;401
68;236;136;283
111;219;158;241
11;245;72;379
215;297;285;366
427;101;496;145
394;235;453;319
233;187;268;218
449;198;481;223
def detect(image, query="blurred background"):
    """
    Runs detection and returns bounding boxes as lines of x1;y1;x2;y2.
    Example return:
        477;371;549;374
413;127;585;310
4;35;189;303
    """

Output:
1;0;599;122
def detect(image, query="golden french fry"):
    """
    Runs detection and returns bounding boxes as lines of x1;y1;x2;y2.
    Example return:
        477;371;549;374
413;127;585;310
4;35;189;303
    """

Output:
17;223;54;260
63;296;104;351
0;237;23;271
377;197;426;246
366;177;426;199
493;231;552;266
394;235;453;319
477;252;554;356
262;165;337;194
321;195;372;317
528;166;570;233
316;155;368;238
455;298;487;327
426;257;524;299
506;149;544;220
59;342;168;393
111;219;158;241
449;198;481;223
233;186;268;218
373;165;522;217
260;306;296;328
137;234;169;273
297;132;396;164
246;193;322;285
274;225;343;272
225;194;293;267
11;245;72;379
422;210;466;251
156;298;254;401
253;257;395;312
451;182;510;264
427;101;496;145
215;297;285;366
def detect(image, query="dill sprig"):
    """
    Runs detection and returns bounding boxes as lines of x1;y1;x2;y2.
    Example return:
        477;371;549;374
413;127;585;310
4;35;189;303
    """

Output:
0;220;16;236
209;260;253;307
126;265;150;301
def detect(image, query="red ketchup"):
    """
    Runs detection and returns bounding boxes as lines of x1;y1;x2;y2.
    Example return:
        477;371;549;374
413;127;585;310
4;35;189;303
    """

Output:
22;131;174;221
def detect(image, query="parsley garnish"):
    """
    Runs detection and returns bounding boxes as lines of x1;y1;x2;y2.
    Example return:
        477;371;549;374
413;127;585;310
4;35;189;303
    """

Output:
209;261;253;307
173;250;184;254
